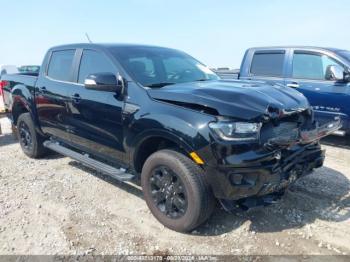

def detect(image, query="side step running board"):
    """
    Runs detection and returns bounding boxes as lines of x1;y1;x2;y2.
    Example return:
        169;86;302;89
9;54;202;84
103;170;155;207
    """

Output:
43;141;134;182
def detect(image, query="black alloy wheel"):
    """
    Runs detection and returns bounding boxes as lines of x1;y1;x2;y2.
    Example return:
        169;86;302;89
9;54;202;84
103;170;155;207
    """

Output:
19;121;33;151
149;165;188;219
141;149;215;232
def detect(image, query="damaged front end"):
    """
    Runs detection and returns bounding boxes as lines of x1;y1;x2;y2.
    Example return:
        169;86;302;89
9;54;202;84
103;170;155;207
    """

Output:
148;80;341;210
205;108;341;210
265;118;342;148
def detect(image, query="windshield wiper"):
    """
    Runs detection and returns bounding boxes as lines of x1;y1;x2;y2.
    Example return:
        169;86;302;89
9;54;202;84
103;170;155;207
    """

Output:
146;82;175;88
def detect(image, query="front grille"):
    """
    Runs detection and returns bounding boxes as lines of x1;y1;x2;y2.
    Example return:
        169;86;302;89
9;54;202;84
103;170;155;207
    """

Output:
259;110;313;145
260;121;298;144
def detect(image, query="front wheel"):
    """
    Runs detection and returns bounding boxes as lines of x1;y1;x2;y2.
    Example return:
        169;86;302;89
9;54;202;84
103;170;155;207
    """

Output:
141;149;215;232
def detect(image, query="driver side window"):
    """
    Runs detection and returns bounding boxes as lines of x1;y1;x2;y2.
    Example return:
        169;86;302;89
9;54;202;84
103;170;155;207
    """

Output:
78;50;116;84
322;56;344;80
292;52;344;81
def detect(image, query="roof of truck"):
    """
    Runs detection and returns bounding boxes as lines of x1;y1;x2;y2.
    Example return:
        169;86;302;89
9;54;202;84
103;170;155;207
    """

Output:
49;43;175;51
248;46;347;52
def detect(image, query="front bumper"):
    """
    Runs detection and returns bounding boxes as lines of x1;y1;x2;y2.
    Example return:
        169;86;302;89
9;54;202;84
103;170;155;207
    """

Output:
205;119;340;200
266;119;342;147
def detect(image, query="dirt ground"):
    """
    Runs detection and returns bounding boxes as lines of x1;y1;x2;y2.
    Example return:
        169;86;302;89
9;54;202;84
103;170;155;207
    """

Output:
0;116;349;256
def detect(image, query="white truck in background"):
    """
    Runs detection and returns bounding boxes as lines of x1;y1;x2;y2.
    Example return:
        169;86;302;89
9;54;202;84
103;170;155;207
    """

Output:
0;65;19;112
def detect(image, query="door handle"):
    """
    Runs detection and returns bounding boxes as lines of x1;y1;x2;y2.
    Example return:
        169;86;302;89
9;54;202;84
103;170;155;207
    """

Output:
286;82;299;88
38;86;46;92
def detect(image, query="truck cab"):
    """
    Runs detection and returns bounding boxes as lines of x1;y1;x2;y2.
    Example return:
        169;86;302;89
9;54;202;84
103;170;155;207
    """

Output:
239;46;350;134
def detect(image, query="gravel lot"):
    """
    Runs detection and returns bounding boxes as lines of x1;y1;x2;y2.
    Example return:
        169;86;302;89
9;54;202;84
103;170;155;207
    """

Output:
0;116;349;256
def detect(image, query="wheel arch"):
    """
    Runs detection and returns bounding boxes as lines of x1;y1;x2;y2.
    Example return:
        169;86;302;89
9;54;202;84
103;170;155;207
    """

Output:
11;84;42;135
131;131;195;173
11;95;31;125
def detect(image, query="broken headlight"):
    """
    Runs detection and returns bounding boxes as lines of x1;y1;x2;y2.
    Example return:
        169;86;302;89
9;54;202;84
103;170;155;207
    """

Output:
209;121;261;141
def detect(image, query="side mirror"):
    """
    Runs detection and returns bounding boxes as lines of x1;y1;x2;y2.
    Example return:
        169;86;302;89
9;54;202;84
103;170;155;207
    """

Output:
325;65;345;81
84;73;124;94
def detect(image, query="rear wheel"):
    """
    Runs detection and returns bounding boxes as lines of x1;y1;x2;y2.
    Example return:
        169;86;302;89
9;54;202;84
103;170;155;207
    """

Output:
17;113;47;158
141;149;215;232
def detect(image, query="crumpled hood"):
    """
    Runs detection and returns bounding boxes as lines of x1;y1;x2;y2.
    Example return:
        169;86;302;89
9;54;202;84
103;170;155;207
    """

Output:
148;80;310;120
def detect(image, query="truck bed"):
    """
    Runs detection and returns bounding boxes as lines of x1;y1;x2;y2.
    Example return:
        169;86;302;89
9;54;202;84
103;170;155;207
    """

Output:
2;73;38;85
1;73;38;111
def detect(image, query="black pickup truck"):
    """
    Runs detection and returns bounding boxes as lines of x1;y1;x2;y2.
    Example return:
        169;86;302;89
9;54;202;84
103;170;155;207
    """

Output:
2;43;340;232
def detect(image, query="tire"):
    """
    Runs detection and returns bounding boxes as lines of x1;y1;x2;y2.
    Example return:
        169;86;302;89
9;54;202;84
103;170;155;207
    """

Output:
16;113;47;158
141;149;215;232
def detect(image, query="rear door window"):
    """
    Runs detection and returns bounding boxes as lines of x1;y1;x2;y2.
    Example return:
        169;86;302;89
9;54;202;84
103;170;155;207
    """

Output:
47;50;75;82
250;51;285;77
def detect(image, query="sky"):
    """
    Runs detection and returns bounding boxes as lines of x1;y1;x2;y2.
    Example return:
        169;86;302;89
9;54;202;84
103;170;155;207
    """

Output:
1;0;349;68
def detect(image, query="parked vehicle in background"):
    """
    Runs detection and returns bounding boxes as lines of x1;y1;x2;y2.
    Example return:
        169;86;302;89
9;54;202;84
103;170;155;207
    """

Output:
0;65;20;112
18;65;40;74
216;47;350;135
1;43;340;232
0;66;39;112
0;82;5;113
0;65;18;76
213;68;239;79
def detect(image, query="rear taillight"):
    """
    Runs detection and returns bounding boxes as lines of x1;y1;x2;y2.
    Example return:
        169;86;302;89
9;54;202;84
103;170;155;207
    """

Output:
0;80;9;96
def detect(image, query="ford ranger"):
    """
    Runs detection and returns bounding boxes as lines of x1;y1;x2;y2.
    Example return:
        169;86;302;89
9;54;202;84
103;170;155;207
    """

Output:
2;44;340;232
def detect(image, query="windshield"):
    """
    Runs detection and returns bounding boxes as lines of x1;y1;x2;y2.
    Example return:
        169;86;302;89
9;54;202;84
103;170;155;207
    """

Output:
109;46;219;87
337;50;350;62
